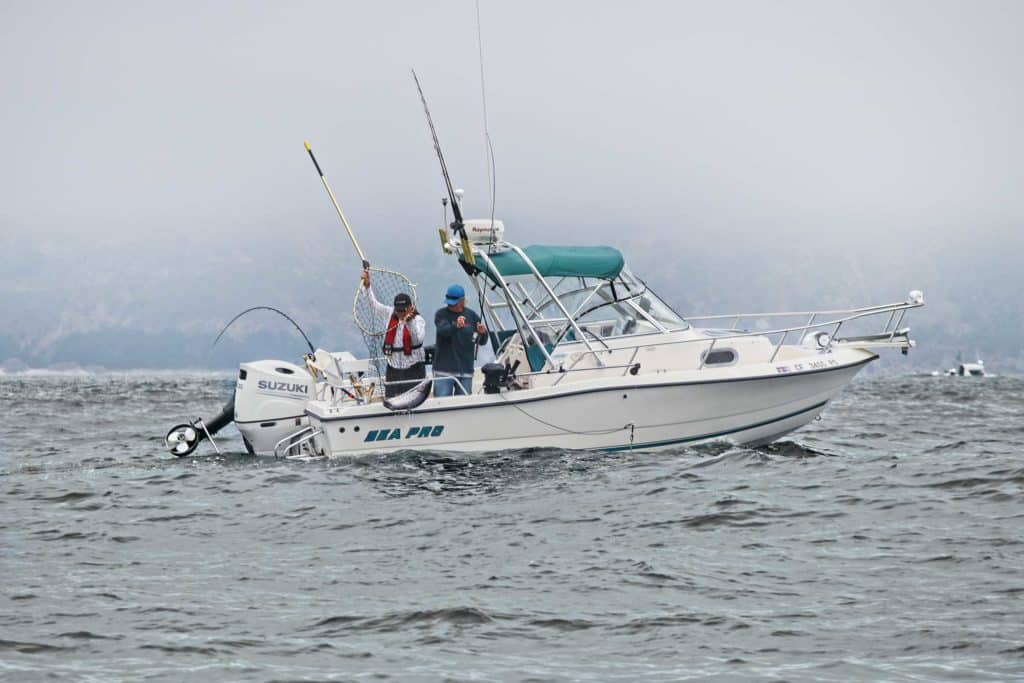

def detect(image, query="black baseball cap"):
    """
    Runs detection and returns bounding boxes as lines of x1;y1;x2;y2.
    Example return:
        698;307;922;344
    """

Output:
393;293;412;311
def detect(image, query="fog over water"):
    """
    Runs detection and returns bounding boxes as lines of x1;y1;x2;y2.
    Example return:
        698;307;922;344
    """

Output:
1;1;1022;370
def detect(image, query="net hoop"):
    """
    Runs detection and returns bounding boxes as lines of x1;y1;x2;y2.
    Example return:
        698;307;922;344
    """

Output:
352;267;418;335
353;267;417;384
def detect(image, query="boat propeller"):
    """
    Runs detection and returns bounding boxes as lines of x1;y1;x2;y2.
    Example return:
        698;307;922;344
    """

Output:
165;423;201;457
164;395;236;457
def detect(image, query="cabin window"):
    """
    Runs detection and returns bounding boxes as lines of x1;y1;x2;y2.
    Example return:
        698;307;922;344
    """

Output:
702;348;737;366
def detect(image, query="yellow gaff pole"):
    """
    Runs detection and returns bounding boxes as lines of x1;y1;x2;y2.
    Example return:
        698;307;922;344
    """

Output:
304;141;369;269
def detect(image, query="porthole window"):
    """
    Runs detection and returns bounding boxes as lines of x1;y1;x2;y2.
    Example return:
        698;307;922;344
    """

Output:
275;367;295;375
702;348;737;366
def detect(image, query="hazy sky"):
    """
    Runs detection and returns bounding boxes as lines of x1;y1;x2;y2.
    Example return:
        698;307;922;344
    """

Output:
1;1;1022;367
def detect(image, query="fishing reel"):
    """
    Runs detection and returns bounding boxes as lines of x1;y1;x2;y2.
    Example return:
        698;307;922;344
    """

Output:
481;359;521;394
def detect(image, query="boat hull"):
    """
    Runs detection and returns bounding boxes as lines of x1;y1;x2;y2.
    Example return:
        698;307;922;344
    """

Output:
304;351;876;456
236;414;309;455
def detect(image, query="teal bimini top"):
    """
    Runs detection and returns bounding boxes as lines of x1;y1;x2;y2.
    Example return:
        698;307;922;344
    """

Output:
476;245;625;281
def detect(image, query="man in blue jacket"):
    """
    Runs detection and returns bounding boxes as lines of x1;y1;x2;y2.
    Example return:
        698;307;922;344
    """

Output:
433;284;488;397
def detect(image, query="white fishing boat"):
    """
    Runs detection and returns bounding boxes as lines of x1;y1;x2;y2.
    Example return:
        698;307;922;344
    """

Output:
936;355;987;377
165;74;925;458
279;220;923;457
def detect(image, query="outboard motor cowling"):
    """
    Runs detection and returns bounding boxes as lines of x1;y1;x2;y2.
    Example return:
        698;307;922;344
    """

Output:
234;360;316;424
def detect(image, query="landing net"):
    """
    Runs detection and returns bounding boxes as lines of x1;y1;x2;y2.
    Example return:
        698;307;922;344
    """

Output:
352;266;418;383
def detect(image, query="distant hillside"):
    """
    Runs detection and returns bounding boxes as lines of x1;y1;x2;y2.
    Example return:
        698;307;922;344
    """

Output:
2;218;1021;373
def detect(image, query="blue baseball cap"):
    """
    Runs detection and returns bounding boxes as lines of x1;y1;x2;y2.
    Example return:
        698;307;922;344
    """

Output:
444;283;465;305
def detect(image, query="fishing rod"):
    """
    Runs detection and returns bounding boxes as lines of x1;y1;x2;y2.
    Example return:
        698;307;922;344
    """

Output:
411;69;475;266
304;140;370;270
212;305;316;354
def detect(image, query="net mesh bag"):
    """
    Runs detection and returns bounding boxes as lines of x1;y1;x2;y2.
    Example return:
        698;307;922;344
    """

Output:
352;267;418;386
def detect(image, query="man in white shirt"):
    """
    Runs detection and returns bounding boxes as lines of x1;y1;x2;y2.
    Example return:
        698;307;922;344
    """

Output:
359;269;427;398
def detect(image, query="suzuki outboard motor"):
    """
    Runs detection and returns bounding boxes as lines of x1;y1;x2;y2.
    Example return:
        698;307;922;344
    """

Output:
165;359;317;457
165;395;236;457
232;360;317;455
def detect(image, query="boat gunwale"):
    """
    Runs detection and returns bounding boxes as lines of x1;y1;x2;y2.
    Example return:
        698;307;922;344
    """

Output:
306;352;877;422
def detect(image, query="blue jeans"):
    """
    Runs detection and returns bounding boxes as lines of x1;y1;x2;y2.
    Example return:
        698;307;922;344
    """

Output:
434;374;472;397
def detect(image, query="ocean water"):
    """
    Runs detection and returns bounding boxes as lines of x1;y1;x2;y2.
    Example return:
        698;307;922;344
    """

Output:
1;372;1022;681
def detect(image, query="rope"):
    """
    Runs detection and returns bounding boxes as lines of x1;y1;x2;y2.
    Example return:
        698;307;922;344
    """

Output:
496;390;631;436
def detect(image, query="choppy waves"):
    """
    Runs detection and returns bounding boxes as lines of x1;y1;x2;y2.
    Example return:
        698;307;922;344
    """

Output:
2;373;1023;681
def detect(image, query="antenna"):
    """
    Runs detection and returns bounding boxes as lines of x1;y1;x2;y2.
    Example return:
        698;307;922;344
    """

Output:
475;0;497;239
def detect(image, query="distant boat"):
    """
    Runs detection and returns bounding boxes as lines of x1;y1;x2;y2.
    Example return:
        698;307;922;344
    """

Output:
932;353;988;377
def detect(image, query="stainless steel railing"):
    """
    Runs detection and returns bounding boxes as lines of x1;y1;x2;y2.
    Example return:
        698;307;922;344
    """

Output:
515;295;923;375
316;296;923;404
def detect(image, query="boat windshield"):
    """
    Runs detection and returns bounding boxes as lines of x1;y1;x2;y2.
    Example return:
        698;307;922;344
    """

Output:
504;266;688;342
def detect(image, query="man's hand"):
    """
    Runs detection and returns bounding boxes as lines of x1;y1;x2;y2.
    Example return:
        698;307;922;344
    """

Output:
360;269;370;288
475;321;486;335
456;315;466;328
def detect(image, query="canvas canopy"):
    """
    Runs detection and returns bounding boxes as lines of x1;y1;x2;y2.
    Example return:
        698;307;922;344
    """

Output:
476;245;624;281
